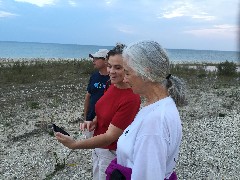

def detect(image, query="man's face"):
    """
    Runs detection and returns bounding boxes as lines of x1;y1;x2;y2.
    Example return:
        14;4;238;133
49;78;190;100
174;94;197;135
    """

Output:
92;57;106;69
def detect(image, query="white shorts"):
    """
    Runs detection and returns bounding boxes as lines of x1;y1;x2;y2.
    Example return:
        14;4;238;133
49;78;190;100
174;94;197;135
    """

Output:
92;148;116;180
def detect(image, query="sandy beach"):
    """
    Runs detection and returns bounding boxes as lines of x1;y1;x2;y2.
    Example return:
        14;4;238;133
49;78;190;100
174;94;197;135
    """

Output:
0;64;239;179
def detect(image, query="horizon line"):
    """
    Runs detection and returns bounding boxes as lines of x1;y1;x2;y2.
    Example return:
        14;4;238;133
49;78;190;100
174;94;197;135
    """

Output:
0;40;239;52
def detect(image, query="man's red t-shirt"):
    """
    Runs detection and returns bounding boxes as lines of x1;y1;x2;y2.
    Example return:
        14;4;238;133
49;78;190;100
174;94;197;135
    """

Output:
94;84;141;150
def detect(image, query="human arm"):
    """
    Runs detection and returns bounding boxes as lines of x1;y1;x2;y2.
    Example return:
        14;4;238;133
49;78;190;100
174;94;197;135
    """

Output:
56;123;123;149
83;92;91;121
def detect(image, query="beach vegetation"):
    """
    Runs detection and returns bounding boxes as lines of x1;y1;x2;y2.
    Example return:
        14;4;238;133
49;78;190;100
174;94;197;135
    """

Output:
0;58;239;86
44;150;75;180
0;58;94;84
44;152;66;180
48;130;54;137
216;60;237;76
4;122;11;127
27;101;40;109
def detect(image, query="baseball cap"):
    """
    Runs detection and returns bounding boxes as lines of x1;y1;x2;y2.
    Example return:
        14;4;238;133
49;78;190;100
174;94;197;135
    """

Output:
89;49;109;59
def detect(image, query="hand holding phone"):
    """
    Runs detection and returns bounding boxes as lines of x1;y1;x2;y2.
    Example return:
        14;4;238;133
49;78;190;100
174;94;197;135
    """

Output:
52;123;70;136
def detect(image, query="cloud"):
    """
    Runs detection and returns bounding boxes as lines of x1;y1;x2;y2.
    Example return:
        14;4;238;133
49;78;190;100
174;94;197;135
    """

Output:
184;24;239;38
192;14;215;21
68;0;77;7
158;0;216;21
105;0;112;5
14;0;57;7
0;10;17;18
105;0;117;5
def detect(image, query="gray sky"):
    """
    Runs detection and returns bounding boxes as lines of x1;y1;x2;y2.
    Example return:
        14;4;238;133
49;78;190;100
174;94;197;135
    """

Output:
0;0;239;51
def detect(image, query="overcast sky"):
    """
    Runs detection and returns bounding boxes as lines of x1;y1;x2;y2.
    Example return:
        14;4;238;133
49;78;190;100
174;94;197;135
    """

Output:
0;0;239;51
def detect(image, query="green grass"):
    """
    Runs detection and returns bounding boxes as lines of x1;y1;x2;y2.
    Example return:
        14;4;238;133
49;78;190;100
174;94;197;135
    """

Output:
0;58;239;86
0;58;94;84
170;62;239;81
27;101;40;109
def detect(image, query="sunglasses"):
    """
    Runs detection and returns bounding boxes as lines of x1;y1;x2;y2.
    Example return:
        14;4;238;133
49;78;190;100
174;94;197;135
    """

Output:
93;57;105;60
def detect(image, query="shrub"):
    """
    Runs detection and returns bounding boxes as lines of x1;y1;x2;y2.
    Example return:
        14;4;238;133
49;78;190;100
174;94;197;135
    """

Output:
28;101;40;109
217;61;237;76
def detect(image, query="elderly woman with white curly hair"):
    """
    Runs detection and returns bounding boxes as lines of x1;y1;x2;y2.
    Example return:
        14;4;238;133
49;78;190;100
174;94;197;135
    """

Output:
105;40;187;180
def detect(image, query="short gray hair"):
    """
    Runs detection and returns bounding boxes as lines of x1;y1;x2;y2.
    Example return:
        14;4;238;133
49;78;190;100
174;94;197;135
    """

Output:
123;40;187;107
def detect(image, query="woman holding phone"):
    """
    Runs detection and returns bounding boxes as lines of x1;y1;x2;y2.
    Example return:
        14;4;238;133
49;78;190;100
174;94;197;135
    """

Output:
55;44;140;180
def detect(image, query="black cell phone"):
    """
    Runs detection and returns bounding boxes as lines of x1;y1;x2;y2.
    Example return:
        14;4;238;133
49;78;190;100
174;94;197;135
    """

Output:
52;124;70;136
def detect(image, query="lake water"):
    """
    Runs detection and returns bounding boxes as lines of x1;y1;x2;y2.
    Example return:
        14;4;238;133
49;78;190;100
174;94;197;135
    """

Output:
0;41;239;63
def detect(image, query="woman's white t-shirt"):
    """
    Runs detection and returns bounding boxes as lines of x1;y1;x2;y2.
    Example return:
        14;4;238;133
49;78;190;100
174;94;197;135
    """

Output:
117;97;182;180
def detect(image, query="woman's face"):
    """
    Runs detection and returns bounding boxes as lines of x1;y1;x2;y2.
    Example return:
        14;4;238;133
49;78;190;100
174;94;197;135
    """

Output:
123;62;145;95
107;54;125;86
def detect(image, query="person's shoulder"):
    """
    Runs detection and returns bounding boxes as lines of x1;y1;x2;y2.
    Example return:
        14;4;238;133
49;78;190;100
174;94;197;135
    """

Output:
164;97;178;113
121;90;141;105
121;88;140;98
88;71;97;78
129;90;140;100
89;71;103;80
90;71;100;76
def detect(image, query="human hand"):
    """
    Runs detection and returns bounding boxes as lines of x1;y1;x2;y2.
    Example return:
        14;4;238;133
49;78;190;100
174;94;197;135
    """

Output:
55;132;77;149
80;120;97;132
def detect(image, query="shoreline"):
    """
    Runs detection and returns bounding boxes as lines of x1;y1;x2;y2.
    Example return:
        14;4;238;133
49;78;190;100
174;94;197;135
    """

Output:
1;57;239;64
0;58;239;73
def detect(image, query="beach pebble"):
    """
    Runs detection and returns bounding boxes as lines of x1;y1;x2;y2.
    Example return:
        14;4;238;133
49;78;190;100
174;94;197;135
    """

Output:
1;75;239;179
